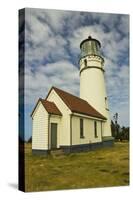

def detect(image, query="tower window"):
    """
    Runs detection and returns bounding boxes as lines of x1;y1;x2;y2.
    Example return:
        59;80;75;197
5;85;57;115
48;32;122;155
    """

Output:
80;118;84;138
105;97;107;109
94;121;98;138
84;59;87;67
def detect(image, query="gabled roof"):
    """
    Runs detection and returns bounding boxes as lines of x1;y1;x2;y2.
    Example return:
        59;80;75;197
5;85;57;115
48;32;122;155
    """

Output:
46;86;106;120
40;99;62;116
31;98;62;117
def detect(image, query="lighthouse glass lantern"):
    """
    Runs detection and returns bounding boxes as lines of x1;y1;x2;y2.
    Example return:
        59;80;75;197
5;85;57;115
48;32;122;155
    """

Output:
80;36;102;57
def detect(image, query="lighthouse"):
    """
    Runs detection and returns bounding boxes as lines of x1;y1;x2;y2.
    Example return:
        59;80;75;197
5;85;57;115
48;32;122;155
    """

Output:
79;36;112;137
31;35;114;157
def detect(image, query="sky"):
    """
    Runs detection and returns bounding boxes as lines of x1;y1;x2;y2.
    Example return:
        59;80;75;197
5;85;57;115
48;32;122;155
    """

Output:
20;8;129;140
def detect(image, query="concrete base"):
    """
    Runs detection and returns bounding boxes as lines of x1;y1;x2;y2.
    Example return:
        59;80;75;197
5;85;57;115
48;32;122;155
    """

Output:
32;138;114;155
102;136;114;147
60;139;114;154
32;149;49;156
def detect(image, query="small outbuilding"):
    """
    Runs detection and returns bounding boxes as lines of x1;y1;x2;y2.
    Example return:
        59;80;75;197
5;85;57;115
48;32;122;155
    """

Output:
31;87;113;155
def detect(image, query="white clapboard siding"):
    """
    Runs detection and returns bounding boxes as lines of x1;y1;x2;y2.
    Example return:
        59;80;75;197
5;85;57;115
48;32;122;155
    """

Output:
72;115;102;145
32;102;48;150
47;89;71;146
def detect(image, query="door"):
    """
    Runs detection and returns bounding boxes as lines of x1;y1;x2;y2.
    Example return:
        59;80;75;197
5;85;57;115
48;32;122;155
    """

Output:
51;123;57;149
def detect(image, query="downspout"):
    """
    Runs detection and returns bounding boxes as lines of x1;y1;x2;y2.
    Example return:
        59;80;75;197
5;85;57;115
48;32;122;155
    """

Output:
48;114;50;150
101;121;103;141
70;114;73;147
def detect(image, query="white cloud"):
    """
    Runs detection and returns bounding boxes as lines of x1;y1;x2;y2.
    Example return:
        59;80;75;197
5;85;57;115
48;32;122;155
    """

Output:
25;60;79;106
25;9;69;65
23;8;129;127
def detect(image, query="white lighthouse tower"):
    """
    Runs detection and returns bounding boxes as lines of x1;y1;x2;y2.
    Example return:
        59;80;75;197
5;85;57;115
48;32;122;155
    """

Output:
79;36;112;137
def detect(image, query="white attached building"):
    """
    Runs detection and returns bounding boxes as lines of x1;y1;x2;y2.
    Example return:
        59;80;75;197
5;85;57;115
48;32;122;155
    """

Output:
31;36;114;155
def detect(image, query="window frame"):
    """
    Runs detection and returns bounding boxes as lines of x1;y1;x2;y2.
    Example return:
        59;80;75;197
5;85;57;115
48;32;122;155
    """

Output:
80;118;84;138
94;121;98;138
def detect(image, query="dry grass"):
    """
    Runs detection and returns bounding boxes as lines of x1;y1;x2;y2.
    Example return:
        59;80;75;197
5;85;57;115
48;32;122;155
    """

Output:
24;142;129;192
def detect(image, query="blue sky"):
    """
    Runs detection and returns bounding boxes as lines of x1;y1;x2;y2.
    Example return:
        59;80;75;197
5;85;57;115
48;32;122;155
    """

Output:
21;8;129;140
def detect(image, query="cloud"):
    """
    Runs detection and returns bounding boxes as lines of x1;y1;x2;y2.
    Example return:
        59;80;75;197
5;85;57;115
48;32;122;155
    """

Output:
25;60;79;106
23;8;129;133
25;8;70;67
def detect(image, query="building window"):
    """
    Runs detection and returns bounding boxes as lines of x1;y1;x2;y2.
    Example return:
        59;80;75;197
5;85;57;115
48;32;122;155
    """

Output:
94;121;98;138
84;59;87;67
80;118;84;138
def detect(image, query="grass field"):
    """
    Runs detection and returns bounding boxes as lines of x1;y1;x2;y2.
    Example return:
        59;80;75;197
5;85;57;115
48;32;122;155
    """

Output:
25;142;129;192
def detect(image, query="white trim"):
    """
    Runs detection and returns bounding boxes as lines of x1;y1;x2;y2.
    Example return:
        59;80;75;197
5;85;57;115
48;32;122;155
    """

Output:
72;112;106;121
50;114;62;118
